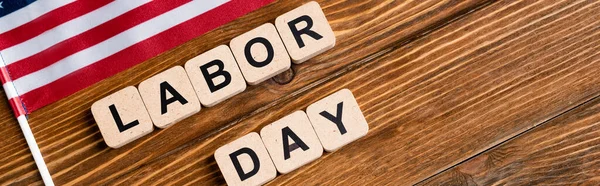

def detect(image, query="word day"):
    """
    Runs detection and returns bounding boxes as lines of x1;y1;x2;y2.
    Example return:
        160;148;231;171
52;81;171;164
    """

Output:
91;1;335;148
215;89;369;186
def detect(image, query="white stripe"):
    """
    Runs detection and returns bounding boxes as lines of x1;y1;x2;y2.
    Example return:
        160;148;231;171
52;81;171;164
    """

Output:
3;82;18;99
2;0;151;65
0;0;75;34
0;51;4;67
13;0;230;95
0;53;16;99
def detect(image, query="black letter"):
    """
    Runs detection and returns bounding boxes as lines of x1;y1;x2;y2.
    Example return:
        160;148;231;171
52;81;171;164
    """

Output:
288;15;323;48
244;37;274;68
160;82;188;115
109;104;139;132
319;102;346;134
200;60;232;93
282;126;310;160
229;147;260;181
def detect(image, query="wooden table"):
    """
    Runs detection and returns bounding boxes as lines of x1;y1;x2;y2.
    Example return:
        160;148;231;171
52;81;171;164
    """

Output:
2;0;600;185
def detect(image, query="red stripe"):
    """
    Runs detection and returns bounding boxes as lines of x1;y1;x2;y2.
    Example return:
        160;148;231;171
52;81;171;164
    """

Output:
9;97;26;117
20;0;274;113
0;0;112;50
0;67;11;84
6;0;190;80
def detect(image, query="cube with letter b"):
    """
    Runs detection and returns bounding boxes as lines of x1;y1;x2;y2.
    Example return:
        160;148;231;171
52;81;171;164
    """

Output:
215;132;277;186
185;45;247;107
275;1;335;64
307;89;369;152
91;86;154;148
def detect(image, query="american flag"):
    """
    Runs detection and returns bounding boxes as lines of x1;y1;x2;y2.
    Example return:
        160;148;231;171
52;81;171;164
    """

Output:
0;0;273;185
0;0;273;116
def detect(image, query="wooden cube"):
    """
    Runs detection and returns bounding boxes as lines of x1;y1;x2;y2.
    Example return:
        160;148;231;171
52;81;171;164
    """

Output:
138;66;201;128
91;86;154;148
185;45;247;107
230;23;291;85
306;89;369;152
260;111;323;174
215;132;277;186
275;1;335;64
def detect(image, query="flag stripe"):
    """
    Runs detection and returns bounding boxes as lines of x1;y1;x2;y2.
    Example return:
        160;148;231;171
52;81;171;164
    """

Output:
0;65;10;84
6;0;191;79
0;58;17;99
12;0;229;95
0;0;74;34
0;0;111;51
2;0;150;65
9;97;26;117
19;0;274;112
2;82;18;99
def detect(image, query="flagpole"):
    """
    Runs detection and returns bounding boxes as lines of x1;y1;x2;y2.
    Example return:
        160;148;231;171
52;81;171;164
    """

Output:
16;115;54;186
0;54;54;186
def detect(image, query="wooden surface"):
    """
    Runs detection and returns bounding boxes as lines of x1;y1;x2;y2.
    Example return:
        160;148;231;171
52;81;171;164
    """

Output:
419;96;600;185
2;0;600;185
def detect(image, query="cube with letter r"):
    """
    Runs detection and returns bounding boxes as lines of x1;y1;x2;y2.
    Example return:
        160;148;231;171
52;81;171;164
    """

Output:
214;132;277;186
275;1;335;64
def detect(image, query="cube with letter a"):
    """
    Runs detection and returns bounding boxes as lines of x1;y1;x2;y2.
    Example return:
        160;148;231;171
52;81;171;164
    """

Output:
215;132;277;186
275;1;335;64
138;66;201;129
260;111;323;174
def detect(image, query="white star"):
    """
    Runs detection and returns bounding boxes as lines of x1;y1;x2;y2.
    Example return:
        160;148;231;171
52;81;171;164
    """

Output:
0;2;3;9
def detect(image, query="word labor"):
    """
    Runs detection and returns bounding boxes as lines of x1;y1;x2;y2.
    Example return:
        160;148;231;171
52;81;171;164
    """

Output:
91;2;335;148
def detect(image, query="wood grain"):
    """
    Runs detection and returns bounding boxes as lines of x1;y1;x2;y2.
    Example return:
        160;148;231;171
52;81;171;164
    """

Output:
0;0;492;185
106;0;600;185
420;96;600;185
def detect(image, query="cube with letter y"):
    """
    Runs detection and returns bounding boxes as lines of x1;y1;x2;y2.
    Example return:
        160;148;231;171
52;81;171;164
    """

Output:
215;132;277;186
306;89;369;152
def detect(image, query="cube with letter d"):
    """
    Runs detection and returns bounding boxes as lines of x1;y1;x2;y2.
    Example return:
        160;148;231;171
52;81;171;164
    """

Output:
215;132;277;186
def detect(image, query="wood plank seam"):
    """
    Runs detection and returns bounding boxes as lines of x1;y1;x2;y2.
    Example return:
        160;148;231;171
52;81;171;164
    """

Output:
409;0;600;183
415;90;600;185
